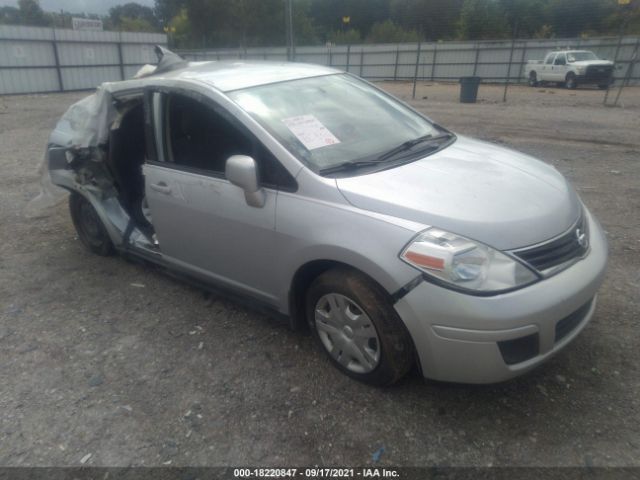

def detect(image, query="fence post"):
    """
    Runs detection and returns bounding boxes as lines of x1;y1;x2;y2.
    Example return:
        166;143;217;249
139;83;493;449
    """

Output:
328;45;332;67
412;42;421;99
472;42;480;76
117;32;125;81
431;42;438;81
503;36;517;102
612;36;640;106
346;44;351;72
51;29;63;92
518;39;528;84
604;22;627;105
393;45;399;81
359;48;364;77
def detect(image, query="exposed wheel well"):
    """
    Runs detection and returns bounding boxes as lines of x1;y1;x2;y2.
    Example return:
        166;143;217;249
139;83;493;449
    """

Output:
289;260;386;330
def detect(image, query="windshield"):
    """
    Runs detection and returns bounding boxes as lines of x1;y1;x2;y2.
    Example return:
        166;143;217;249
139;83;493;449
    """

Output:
228;74;440;172
567;51;598;62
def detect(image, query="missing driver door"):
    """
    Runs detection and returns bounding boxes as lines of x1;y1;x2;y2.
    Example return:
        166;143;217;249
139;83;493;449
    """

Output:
142;89;279;304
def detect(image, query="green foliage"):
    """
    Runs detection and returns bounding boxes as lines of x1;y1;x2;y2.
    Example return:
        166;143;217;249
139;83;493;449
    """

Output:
366;20;419;43
327;28;362;45
117;16;156;32
155;0;186;25
0;6;20;25
457;0;509;39
389;0;464;40
109;2;160;31
17;0;50;26
0;0;637;47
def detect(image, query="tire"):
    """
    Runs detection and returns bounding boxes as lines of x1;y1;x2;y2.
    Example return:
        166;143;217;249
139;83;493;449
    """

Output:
306;267;414;386
69;192;115;256
598;84;608;90
565;73;577;90
528;71;538;87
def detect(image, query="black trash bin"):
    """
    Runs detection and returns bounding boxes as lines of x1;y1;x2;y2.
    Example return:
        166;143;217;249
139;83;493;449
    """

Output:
459;76;481;103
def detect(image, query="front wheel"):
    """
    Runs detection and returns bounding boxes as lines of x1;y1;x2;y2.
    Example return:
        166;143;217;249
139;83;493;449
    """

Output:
69;192;115;256
528;71;538;87
306;267;414;386
565;73;577;90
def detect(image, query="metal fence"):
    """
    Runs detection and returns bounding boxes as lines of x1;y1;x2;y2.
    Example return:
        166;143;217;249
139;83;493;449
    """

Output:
179;36;640;87
1;28;637;96
0;25;167;94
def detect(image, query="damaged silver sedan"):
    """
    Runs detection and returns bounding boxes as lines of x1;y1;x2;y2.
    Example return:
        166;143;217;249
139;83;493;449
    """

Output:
41;47;607;386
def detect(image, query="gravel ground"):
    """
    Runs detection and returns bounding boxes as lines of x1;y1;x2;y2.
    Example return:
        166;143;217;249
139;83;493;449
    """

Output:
0;82;639;468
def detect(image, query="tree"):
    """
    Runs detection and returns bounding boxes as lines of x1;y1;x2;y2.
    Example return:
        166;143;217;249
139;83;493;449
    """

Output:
456;0;509;39
366;20;419;43
109;2;159;31
546;0;615;38
498;0;547;37
327;28;362;45
18;0;50;26
390;0;464;41
0;6;20;25
155;0;186;25
310;0;390;41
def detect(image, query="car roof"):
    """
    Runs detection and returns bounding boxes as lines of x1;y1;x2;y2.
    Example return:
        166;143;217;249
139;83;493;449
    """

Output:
549;50;592;55
118;60;341;93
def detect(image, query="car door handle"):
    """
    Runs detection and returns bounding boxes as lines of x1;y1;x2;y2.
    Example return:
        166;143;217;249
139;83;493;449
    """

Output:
150;182;172;194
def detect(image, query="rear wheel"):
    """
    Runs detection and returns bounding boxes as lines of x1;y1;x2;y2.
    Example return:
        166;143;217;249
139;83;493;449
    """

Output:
306;267;414;386
598;84;609;90
528;71;538;87
69;192;115;256
565;72;577;90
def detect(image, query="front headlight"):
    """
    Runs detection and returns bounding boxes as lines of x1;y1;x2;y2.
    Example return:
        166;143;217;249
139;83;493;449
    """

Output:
400;228;539;294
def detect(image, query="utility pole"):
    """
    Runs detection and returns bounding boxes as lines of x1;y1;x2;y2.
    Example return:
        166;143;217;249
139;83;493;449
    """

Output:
286;0;295;61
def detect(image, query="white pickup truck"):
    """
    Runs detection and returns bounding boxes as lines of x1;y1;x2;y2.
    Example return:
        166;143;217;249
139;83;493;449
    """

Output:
525;50;614;89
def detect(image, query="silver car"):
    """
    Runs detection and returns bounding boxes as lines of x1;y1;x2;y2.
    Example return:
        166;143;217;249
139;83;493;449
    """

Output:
45;48;607;386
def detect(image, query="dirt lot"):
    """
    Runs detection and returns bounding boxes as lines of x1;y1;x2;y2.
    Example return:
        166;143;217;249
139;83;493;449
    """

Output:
0;83;639;468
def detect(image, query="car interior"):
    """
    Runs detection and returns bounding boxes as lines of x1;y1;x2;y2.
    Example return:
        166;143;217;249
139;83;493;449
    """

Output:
103;91;298;240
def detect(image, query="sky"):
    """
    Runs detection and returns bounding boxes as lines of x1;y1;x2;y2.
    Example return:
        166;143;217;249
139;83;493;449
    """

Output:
0;0;155;15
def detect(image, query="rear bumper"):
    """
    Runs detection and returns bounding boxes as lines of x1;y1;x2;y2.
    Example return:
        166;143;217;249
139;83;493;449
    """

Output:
394;209;608;384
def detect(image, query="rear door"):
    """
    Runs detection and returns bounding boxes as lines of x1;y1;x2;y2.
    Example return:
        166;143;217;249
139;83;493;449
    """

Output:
541;53;556;80
553;53;568;82
142;88;290;304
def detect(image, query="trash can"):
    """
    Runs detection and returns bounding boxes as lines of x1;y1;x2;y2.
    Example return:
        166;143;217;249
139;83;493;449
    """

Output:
459;76;481;103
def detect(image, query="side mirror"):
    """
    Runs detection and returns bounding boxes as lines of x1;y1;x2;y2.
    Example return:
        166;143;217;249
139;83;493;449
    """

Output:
225;155;266;208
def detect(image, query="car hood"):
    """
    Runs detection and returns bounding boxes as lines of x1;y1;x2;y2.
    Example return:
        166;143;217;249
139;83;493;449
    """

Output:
335;135;581;250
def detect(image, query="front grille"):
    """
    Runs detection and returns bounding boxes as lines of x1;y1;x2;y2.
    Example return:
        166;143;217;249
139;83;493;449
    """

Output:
555;298;594;343
585;65;613;82
512;214;588;273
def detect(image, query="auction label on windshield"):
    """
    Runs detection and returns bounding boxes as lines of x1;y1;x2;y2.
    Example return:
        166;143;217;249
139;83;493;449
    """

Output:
282;114;340;150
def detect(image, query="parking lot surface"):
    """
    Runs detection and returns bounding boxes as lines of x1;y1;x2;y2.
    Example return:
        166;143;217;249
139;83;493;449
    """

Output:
0;83;638;467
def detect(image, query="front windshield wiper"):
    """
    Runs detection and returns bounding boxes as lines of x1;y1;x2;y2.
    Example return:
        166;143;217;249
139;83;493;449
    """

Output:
376;132;453;162
319;160;385;175
319;131;455;176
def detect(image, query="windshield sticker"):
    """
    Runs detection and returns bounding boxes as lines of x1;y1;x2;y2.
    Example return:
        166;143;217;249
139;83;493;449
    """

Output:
282;115;340;150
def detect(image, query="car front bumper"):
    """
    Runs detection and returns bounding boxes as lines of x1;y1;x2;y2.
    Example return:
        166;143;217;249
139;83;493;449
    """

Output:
393;209;608;384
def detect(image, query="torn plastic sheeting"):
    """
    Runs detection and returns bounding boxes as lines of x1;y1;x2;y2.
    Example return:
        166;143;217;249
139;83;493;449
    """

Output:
23;152;68;218
24;86;116;218
50;86;116;149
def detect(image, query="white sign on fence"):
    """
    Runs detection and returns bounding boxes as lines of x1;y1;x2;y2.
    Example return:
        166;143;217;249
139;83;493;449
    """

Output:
72;17;103;31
